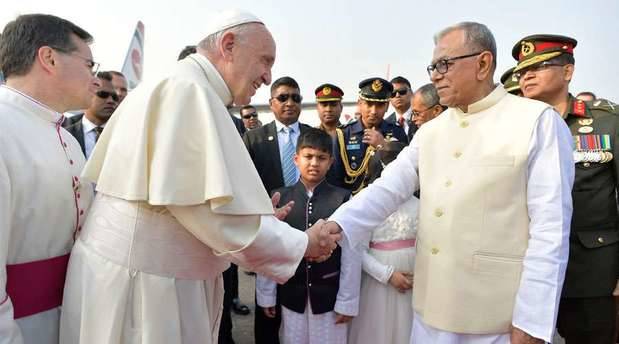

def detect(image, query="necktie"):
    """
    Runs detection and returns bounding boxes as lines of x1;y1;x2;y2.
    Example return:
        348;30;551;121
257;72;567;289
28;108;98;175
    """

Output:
93;126;104;142
281;127;298;186
398;116;405;127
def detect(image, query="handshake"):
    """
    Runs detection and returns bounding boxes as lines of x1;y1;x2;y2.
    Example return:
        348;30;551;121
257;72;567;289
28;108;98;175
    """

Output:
304;220;342;262
272;192;343;262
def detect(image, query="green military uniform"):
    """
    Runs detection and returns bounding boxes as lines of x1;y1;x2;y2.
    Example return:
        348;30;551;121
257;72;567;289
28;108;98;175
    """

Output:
559;95;619;343
513;34;619;343
500;67;521;95
327;78;407;194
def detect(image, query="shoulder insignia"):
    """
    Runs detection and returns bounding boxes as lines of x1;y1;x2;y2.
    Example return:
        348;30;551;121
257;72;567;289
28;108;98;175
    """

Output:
573;99;586;117
588;98;619;115
342;119;358;128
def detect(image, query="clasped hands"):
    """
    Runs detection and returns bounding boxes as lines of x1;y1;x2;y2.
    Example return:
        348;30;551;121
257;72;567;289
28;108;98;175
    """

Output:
272;192;342;262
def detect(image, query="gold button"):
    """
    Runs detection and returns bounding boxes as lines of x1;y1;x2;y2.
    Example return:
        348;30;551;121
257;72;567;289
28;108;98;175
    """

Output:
460;121;469;128
454;151;462;158
583;162;591;167
597;237;605;244
445;180;452;187
351;156;356;161
434;209;443;217
431;248;439;255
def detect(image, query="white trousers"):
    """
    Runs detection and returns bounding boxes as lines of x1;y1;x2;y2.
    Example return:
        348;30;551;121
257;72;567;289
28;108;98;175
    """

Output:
410;312;509;344
280;301;347;344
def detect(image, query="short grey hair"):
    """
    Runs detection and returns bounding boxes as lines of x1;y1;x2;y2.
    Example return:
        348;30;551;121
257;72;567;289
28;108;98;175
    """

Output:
434;22;497;71
415;83;441;107
198;23;255;54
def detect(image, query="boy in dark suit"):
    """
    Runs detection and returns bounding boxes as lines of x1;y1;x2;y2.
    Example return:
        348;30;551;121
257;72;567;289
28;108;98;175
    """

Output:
256;128;361;344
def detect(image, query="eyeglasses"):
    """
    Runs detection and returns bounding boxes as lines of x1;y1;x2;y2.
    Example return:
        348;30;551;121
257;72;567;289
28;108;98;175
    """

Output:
96;90;119;102
513;61;566;80
273;93;302;103
426;51;483;76
412;104;439;117
242;112;258;119
50;46;100;75
391;88;409;97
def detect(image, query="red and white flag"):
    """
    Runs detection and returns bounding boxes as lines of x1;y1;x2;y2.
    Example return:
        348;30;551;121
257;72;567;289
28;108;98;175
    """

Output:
121;21;145;90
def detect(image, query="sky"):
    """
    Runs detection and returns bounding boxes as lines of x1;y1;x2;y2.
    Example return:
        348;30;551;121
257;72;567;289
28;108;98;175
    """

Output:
2;0;618;106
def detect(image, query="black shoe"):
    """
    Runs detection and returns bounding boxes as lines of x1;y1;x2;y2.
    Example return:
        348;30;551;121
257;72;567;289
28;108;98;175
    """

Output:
218;334;235;344
232;298;250;315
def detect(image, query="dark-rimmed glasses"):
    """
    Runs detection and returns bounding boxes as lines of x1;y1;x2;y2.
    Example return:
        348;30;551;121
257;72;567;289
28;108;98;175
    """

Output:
273;93;302;103
426;52;483;76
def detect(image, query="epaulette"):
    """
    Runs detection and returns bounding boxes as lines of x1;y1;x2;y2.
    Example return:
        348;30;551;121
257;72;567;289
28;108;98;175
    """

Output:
572;99;586;117
341;119;358;128
587;98;619;115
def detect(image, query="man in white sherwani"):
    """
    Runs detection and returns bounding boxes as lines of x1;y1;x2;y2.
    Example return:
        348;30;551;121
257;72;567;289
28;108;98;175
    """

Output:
59;9;340;344
0;14;97;344
325;22;575;344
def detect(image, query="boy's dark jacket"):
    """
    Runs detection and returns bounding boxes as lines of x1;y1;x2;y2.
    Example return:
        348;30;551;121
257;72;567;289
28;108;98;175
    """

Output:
273;180;350;314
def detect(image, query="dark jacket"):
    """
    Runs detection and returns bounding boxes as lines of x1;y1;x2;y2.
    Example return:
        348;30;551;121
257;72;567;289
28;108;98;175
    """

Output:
562;95;619;298
230;114;246;137
243;120;311;193
62;113;86;156
385;111;417;143
273;180;350;314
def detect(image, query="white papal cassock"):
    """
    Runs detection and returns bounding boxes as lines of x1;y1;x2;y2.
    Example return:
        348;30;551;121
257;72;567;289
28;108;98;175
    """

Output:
330;86;575;343
58;52;309;344
0;86;93;344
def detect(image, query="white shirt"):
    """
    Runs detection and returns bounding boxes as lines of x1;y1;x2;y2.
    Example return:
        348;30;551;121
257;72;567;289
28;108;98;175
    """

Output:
80;116;105;159
331;108;574;343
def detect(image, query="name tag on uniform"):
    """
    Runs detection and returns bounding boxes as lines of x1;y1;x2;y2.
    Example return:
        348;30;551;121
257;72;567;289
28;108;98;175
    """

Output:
346;144;361;150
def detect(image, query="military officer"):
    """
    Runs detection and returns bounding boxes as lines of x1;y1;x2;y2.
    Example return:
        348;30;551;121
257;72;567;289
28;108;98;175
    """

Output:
315;83;344;138
500;66;521;96
328;78;407;194
513;34;619;344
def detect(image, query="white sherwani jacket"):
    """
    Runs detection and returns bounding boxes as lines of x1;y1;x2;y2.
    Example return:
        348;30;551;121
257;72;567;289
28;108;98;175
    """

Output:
331;87;575;343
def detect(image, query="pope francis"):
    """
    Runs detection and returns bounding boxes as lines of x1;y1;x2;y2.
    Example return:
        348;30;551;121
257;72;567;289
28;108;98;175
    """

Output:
59;9;339;344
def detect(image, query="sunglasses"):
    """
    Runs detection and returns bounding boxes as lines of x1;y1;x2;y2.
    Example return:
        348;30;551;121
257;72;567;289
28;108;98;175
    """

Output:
242;112;258;119
96;90;119;102
391;88;409;97
274;93;302;103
